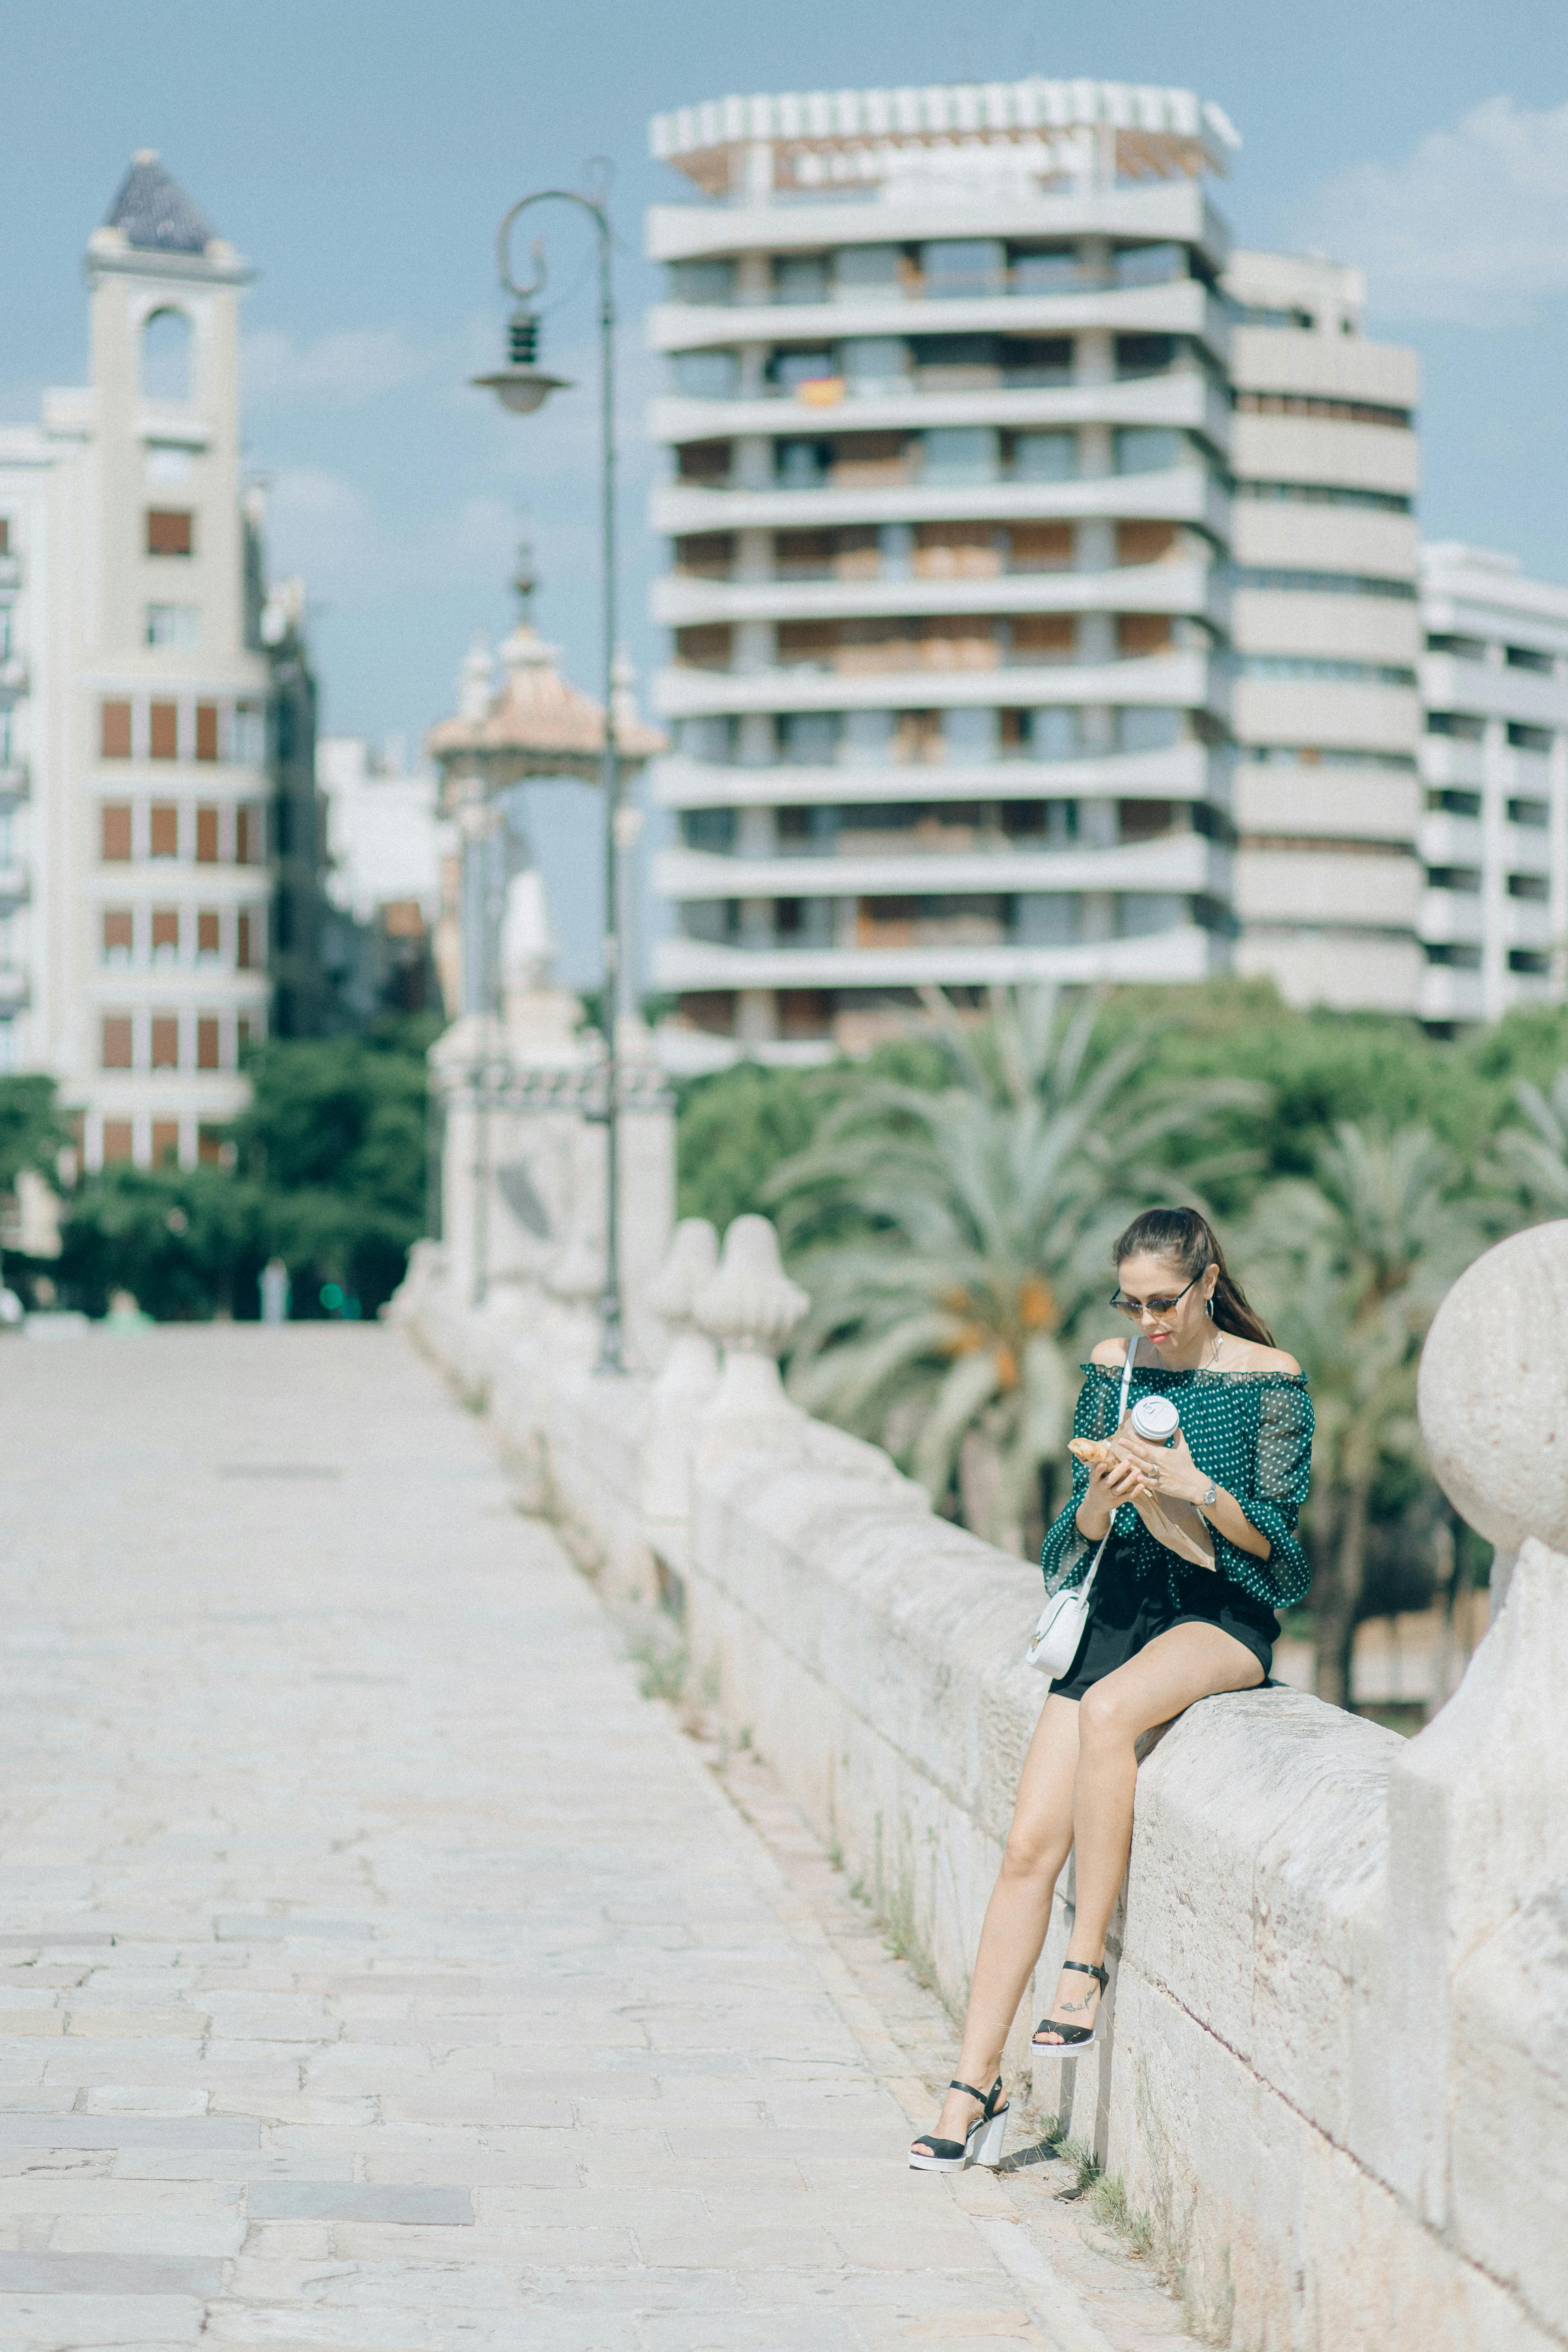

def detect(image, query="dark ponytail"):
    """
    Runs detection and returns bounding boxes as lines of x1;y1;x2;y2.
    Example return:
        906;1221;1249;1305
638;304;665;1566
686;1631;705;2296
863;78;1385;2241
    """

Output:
1112;1206;1274;1347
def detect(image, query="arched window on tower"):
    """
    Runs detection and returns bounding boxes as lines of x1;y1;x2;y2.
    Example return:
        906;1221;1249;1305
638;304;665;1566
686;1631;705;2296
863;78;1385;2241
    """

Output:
141;307;193;403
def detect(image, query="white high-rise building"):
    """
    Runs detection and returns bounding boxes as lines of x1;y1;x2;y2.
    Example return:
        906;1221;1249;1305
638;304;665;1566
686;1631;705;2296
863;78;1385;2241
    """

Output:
0;154;273;1166
644;79;1240;1058
1222;250;1424;1012
1418;544;1568;1028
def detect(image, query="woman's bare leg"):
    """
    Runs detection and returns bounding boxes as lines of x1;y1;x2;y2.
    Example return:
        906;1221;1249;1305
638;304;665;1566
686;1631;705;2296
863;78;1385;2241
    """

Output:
1034;1623;1263;2046
911;1693;1079;2154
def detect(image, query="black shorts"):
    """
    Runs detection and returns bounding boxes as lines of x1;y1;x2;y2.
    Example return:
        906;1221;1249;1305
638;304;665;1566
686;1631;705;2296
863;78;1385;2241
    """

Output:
1049;1539;1279;1701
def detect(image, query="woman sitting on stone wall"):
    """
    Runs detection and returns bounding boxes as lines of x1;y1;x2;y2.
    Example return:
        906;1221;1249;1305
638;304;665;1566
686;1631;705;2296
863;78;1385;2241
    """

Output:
910;1205;1314;2172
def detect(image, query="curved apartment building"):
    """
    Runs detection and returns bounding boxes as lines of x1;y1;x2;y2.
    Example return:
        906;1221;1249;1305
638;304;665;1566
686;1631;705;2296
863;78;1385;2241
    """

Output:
1223;249;1423;1011
644;80;1240;1057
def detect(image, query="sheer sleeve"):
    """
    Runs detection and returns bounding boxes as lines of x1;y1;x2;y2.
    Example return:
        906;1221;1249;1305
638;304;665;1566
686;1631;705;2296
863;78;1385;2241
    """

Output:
1210;1377;1315;1610
1039;1367;1126;1594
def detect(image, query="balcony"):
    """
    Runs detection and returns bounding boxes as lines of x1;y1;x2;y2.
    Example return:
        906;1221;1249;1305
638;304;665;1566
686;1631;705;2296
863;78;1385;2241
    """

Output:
654;920;1220;994
654;736;1218;810
1419;815;1484;867
651;461;1230;545
654;558;1224;633
648;276;1227;358
655;645;1222;722
658;829;1224;901
649;366;1228;449
1419;886;1485;944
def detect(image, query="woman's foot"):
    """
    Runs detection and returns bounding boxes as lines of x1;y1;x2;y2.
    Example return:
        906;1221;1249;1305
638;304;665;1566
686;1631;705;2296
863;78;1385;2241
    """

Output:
1032;1956;1108;2050
908;2076;1008;2171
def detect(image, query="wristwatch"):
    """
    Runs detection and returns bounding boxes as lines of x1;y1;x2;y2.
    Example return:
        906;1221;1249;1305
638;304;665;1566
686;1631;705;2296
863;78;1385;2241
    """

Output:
1200;1481;1218;1511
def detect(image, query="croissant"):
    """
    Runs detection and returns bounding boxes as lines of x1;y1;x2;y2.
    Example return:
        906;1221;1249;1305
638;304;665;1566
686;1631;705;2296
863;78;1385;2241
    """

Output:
1068;1437;1122;1469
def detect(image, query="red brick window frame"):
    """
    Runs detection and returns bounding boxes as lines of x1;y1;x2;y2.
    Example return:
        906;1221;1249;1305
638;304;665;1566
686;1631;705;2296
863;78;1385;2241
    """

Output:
102;908;134;959
195;805;220;864
101;804;134;862
146;509;194;556
197;910;221;960
151;1120;181;1166
149;803;179;859
0;518;10;556
195;702;220;763
149;701;179;760
101;1015;134;1071
235;804;264;864
196;1016;221;1071
150;1015;180;1070
236;910;252;969
101;1118;135;1164
101;701;133;759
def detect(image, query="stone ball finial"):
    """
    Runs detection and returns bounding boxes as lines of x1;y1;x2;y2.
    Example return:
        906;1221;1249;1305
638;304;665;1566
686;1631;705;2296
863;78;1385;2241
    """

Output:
694;1215;809;1360
647;1219;719;1330
1417;1219;1568;1555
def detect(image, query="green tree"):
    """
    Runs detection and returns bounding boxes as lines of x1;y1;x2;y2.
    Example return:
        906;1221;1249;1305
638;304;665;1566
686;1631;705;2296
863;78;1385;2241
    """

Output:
1240;1123;1487;1711
767;987;1262;1556
57;1165;264;1321
0;1074;68;1192
1489;1067;1568;1220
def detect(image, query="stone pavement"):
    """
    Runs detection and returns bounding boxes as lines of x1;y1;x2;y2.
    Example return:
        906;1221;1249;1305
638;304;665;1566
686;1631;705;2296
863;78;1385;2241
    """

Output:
0;1325;1190;2350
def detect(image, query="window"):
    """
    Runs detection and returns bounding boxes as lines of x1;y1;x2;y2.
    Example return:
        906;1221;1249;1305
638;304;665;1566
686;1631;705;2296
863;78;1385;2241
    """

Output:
101;1015;134;1069
195;702;220;762
1508;723;1554;752
1427;633;1487;660
145;509;194;557
149;804;179;858
149;701;178;759
145;604;198;649
151;908;179;963
101;1118;135;1163
146;444;192;489
101;701;133;759
101;804;134;862
197;910;221;962
196;1016;220;1071
236;1014;256;1053
775;439;827;488
668;257;735;306
232;703;265;764
151;1120;180;1167
150;1015;179;1069
236;804;262;863
1426;867;1482;893
1234;481;1412;513
1117;707;1181;753
196;806;220;864
101;909;134;964
1508;798;1550;829
198;1123;227;1165
1114;244;1184;289
1012;430;1076;482
673;350;740;399
1011;247;1079;294
1423;941;1481;968
1509;948;1552;974
834;245;902;300
1234;392;1412;428
1427;789;1482;817
1236;567;1416;599
1237;656;1418;686
141;307;192;403
1427;712;1486;741
1114;427;1182;476
0;518;9;554
1508;872;1550;901
1506;645;1554;675
1230;301;1313;328
922;427;997;485
1117;615;1172;657
1116;333;1176;377
922;240;1005;299
774;254;832;305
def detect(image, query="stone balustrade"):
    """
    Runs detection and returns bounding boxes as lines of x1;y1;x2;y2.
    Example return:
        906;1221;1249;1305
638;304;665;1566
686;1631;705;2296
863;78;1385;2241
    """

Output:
394;1176;1568;2350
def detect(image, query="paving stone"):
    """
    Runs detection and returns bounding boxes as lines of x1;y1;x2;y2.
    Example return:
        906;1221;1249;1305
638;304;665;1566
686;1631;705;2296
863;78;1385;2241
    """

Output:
245;2184;472;2226
0;1328;1194;2351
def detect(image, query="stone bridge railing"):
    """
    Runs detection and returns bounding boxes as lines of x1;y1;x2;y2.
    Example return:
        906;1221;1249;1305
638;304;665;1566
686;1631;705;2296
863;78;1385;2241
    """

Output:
393;1203;1568;2352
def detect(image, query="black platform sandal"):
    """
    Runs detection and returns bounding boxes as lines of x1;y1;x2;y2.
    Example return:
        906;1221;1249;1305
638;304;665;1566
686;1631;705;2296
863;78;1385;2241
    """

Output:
908;2075;1009;2173
1032;1958;1109;2054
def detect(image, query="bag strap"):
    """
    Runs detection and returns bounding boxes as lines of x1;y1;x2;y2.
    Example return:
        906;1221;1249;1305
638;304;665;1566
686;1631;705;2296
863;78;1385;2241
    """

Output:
1078;1333;1139;1600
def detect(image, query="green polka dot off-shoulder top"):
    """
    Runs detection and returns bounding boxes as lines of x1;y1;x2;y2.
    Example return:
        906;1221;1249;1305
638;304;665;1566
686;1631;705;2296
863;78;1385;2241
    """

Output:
1039;1355;1315;1612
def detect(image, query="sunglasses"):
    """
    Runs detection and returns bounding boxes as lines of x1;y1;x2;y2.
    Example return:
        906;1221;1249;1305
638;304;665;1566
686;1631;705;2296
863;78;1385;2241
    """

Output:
1109;1274;1203;1320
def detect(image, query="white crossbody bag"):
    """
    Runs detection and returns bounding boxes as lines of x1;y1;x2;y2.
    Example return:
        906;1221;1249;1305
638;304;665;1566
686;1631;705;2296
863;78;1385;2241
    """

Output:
1027;1332;1138;1678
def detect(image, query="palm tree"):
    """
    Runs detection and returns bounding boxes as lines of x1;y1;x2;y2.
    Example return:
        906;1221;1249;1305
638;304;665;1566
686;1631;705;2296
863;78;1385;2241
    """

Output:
1491;1068;1568;1220
1240;1123;1486;1711
765;987;1262;1557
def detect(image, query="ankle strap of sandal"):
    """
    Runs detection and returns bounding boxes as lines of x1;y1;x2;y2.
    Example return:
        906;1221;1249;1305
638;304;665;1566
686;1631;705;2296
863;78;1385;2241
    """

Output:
1062;1960;1109;1988
948;2075;1004;2115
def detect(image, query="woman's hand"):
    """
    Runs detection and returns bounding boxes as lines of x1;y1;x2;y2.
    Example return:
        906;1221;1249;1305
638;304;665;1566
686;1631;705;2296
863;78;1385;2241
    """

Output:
1113;1426;1212;1508
1074;1444;1156;1538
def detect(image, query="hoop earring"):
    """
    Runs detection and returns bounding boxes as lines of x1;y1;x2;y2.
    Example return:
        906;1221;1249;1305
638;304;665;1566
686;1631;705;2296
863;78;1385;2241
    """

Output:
1206;1298;1215;1318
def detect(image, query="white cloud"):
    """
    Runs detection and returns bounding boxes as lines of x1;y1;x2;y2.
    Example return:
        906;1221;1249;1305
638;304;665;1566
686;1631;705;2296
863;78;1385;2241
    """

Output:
1300;96;1568;327
243;324;445;411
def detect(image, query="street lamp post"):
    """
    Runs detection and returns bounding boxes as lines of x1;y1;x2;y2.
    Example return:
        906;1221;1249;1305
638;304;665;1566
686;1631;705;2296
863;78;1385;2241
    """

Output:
472;186;626;1375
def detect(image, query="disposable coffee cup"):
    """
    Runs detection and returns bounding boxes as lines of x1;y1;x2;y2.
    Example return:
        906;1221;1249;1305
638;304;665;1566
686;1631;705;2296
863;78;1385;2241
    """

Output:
1129;1394;1180;1444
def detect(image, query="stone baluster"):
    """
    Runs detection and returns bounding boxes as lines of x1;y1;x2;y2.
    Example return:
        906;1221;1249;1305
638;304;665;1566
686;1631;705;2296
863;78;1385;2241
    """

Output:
1383;1219;1568;2276
693;1216;810;1458
639;1220;721;1561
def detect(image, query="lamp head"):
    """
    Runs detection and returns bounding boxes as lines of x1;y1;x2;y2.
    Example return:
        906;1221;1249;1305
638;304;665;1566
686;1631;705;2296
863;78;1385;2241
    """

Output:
470;307;571;415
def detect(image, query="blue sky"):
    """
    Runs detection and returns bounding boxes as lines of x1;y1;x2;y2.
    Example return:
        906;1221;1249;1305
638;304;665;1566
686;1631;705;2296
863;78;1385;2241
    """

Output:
4;0;1566;981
